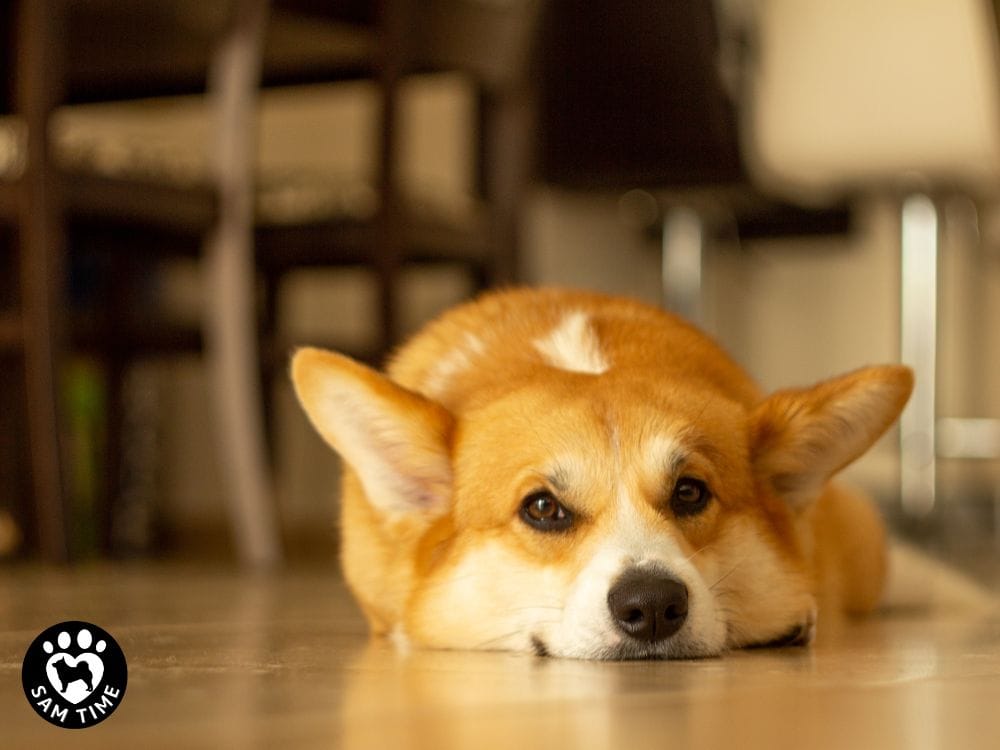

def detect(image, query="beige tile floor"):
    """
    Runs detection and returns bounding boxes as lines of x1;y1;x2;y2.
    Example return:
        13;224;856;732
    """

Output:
1;561;999;749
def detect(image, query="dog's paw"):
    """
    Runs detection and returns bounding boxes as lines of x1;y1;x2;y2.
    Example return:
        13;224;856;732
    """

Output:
42;626;108;705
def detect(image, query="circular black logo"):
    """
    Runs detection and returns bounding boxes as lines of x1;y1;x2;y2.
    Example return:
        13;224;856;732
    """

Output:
21;621;127;728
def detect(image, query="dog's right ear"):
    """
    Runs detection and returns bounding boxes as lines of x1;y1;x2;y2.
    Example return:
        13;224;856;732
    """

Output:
291;347;453;521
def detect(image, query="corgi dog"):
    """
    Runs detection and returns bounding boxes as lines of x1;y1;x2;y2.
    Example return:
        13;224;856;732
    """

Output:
292;288;913;660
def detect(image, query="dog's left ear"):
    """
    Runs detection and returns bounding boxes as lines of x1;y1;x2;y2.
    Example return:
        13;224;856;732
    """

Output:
750;365;913;509
291;347;453;520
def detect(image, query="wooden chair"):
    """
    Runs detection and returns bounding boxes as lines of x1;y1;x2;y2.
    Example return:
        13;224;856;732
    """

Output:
0;0;537;563
2;0;285;564
255;0;537;362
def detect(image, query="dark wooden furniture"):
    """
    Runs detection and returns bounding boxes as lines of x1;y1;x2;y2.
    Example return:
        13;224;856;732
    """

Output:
1;0;537;562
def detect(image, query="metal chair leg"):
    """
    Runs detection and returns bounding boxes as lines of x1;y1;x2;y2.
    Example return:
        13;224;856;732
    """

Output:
202;0;281;566
661;206;705;325
899;193;939;518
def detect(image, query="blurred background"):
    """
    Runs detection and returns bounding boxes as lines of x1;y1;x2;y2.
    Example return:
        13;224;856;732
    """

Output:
1;0;998;580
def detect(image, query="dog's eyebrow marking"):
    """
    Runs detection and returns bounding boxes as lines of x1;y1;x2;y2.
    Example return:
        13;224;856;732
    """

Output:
546;470;569;493
645;432;686;480
668;450;688;476
532;311;610;375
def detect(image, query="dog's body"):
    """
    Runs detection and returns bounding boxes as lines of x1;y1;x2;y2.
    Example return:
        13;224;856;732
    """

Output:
293;288;912;659
50;656;95;691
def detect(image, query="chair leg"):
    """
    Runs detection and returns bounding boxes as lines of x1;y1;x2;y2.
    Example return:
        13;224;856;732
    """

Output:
16;0;69;561
19;184;69;562
899;194;939;518
661;206;705;325
480;88;533;286
202;0;281;566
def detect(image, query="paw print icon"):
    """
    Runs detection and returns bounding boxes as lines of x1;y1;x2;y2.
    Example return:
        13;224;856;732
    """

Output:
22;621;127;728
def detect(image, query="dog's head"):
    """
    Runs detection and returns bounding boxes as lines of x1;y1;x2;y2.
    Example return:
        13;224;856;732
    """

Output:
293;347;911;659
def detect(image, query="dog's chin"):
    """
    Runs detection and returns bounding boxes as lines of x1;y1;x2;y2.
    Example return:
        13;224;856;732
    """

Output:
531;633;724;661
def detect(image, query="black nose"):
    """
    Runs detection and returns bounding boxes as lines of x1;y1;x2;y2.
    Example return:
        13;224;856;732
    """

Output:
607;570;689;642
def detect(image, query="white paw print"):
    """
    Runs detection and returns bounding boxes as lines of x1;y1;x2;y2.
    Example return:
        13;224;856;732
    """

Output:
42;628;107;655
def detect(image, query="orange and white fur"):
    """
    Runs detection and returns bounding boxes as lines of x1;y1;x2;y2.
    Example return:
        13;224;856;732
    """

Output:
292;288;913;659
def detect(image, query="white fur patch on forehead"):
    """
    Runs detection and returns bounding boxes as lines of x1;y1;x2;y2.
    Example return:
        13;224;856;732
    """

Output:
532;311;610;375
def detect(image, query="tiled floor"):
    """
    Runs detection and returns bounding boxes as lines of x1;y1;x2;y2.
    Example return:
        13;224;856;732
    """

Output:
1;557;998;749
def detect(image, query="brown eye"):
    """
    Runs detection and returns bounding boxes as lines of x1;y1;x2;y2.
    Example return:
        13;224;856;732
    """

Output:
520;491;574;532
670;477;711;517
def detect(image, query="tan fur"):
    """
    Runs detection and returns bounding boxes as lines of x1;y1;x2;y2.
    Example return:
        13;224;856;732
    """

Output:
292;288;912;659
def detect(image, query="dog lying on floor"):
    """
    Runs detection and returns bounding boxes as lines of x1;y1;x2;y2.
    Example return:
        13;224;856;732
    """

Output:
292;287;912;659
